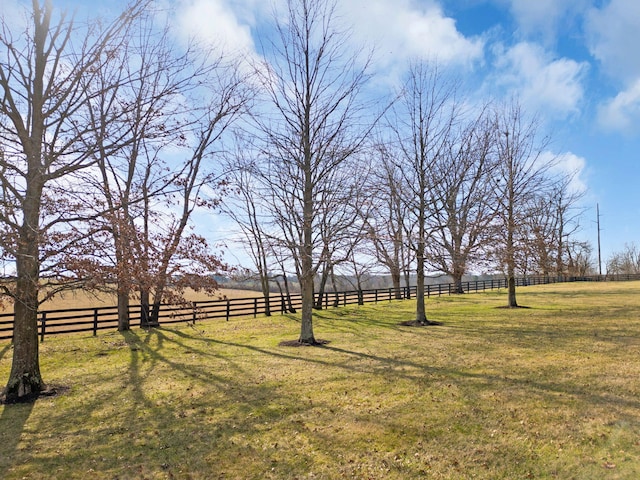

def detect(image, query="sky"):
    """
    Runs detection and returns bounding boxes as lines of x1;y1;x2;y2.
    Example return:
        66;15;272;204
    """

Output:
2;0;640;272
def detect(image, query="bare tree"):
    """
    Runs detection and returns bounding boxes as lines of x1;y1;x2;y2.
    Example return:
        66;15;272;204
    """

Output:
79;11;249;330
0;0;146;402
606;243;640;275
493;100;552;307
363;143;413;299
222;153;275;316
390;61;458;325
251;0;375;344
426;108;499;293
566;240;595;276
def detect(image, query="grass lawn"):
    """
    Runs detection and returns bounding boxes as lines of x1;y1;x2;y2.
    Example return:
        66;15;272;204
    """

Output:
1;281;639;479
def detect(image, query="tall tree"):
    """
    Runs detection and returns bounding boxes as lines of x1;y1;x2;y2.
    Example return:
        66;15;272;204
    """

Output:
493;100;552;307
252;0;374;344
390;62;458;325
0;0;146;402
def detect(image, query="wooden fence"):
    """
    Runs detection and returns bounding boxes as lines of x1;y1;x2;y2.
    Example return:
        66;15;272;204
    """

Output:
1;274;638;342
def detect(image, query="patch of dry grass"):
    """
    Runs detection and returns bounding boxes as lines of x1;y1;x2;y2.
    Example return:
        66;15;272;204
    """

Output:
1;281;639;479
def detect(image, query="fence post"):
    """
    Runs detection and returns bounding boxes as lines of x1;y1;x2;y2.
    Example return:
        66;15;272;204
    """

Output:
39;312;47;343
375;289;378;303
226;299;231;321
191;301;198;324
93;309;99;336
254;298;258;318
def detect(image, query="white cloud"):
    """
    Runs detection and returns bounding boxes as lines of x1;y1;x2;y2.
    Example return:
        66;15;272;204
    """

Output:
340;0;485;81
585;0;640;83
492;42;588;117
597;79;640;133
548;151;588;195
504;0;589;40
175;0;256;56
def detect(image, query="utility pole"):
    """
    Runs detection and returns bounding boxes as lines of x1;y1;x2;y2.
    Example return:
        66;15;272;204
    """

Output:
597;203;602;276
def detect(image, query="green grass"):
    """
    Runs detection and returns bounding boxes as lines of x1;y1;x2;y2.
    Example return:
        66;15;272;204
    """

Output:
1;281;640;479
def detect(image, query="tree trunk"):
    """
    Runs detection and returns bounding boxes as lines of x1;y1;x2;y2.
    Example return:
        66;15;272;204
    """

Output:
299;165;316;343
261;276;271;317
415;247;427;324
139;288;153;328
314;263;330;310
415;199;428;324
404;267;411;299
117;288;130;331
150;300;162;326
506;199;518;307
4;191;45;402
330;267;340;307
507;273;517;307
390;267;402;299
299;274;316;343
282;274;296;313
5;254;44;402
452;268;465;294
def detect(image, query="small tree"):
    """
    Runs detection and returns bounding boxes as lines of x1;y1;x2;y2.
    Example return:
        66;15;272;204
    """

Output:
363;143;413;299
606;243;640;275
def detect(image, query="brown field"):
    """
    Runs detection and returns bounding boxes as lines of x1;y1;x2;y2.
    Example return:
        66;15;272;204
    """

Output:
0;287;262;314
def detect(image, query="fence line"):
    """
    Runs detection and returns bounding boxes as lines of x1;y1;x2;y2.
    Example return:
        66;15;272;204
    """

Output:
0;274;638;342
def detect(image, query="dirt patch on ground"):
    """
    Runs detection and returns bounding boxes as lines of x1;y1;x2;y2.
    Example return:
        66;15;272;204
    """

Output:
1;384;70;405
399;320;443;327
278;339;330;347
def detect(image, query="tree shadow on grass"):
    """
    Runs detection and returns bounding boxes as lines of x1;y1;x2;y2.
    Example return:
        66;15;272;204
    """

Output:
0;342;11;362
0;398;35;478
11;327;315;479
169;326;640;414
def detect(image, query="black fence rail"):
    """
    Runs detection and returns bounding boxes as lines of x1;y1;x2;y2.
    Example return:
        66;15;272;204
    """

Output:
1;273;639;341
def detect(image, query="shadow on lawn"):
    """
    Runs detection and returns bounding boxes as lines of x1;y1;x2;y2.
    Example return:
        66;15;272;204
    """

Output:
165;325;640;414
0;342;11;362
0;399;35;478
199;322;640;415
9;328;314;478
9;320;638;479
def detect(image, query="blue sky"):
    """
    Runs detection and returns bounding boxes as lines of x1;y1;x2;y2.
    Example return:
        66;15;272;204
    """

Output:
2;0;639;271
178;0;640;270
